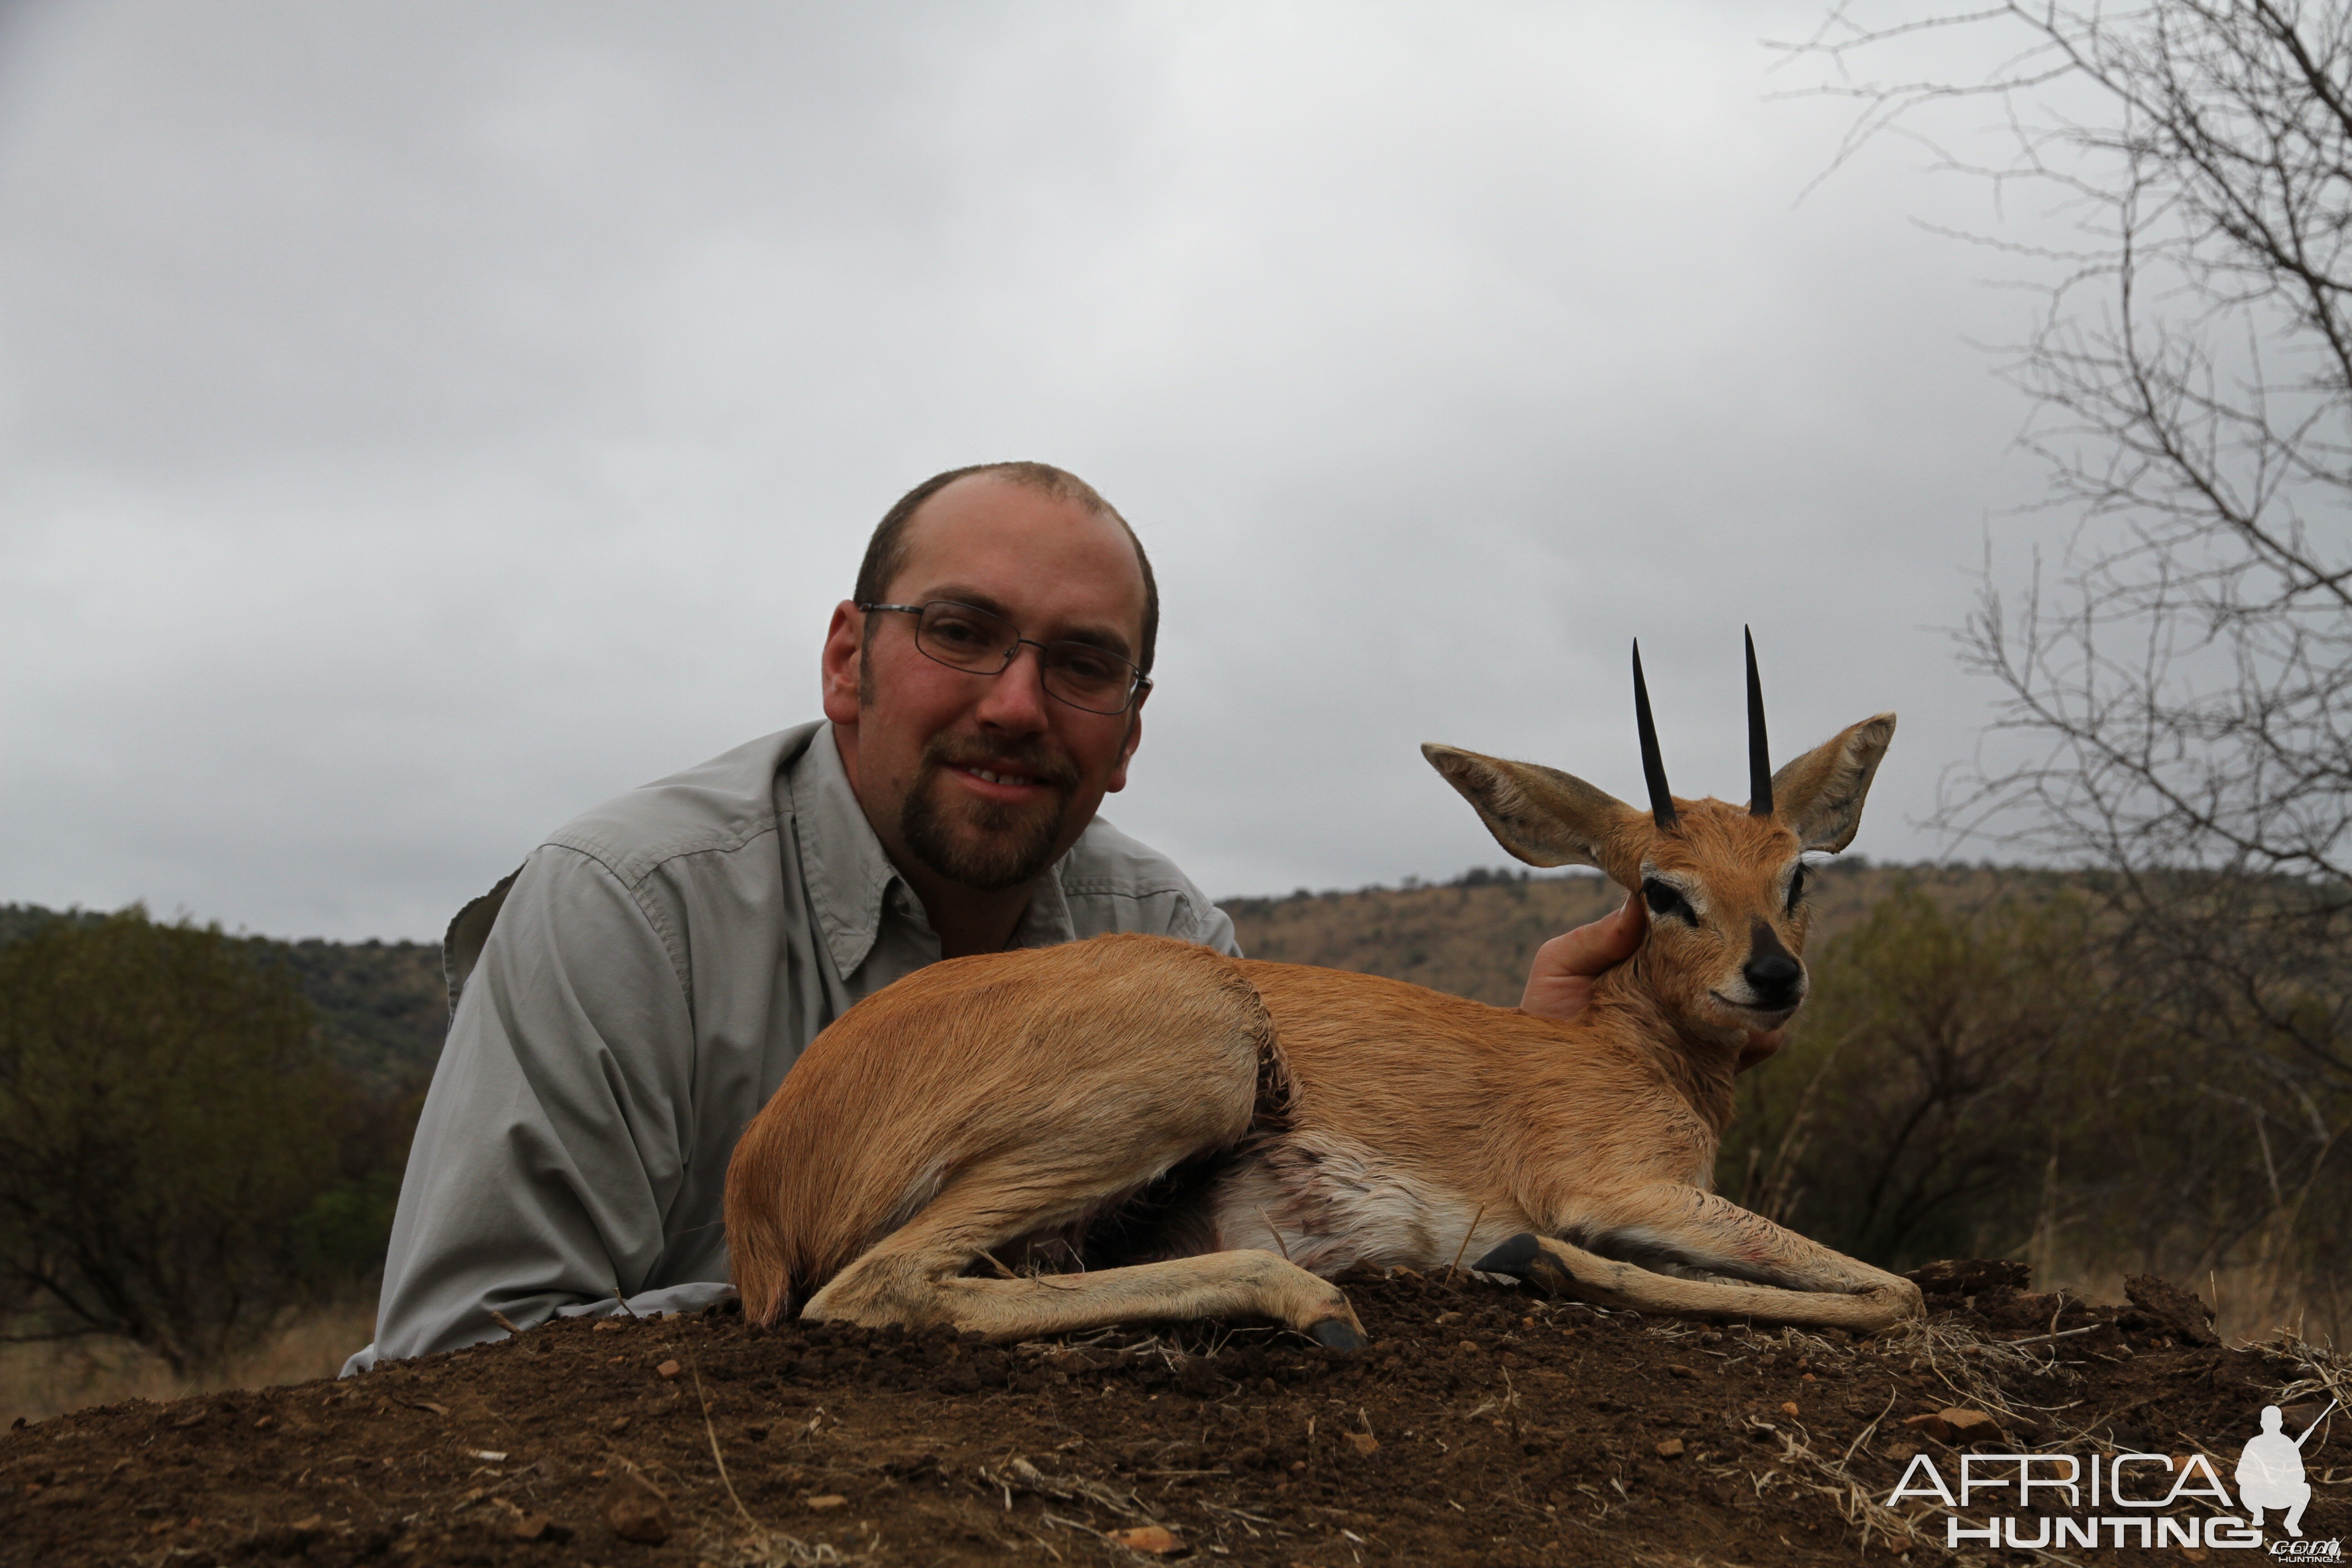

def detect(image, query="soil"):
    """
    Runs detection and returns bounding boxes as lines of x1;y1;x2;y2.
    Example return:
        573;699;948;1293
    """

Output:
5;1263;2343;1567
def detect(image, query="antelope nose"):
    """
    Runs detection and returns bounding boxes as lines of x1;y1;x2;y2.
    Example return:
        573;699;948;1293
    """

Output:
1743;918;1804;1007
1744;951;1802;999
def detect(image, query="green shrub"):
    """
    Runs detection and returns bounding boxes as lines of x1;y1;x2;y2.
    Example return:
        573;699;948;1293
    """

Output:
1719;883;2130;1269
0;910;351;1376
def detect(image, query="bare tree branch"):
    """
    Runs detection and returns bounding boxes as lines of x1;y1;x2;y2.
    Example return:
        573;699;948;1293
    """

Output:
1781;0;2352;1296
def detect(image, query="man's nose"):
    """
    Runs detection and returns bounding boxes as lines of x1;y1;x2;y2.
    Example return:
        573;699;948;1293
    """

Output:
974;642;1052;729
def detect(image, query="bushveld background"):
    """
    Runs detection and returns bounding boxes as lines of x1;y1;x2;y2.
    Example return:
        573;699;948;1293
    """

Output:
6;854;2343;1426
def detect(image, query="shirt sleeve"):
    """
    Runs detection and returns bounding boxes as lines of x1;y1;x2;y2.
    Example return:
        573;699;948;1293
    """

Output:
363;844;703;1362
1195;899;1242;958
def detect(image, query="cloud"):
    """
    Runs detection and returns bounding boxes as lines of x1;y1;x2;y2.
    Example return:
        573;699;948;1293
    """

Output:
0;1;2067;938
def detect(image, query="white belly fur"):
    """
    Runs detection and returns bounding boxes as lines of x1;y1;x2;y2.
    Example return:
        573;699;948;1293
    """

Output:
1207;1131;1528;1277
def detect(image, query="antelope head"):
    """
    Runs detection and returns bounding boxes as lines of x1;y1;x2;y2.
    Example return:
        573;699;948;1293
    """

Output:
1422;632;1894;1047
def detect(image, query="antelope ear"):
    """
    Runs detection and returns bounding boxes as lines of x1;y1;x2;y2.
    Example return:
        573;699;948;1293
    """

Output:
1422;744;1651;886
1769;713;1896;853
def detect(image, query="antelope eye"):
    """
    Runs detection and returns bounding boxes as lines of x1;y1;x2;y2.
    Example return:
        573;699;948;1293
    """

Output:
1787;866;1808;911
1642;877;1696;925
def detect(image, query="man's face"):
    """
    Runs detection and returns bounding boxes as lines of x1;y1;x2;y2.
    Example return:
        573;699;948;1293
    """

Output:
822;475;1149;894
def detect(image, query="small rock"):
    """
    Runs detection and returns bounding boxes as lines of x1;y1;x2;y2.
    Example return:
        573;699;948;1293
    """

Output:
1900;1412;1953;1443
1106;1525;1183;1554
1940;1408;2002;1443
806;1494;848;1510
1655;1438;1686;1459
1667;1363;1697;1379
604;1470;671;1545
509;1512;573;1544
1346;1432;1379;1456
655;1359;682;1379
1779;1401;1800;1418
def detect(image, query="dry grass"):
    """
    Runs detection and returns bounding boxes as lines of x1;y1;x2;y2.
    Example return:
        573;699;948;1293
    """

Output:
0;1301;375;1426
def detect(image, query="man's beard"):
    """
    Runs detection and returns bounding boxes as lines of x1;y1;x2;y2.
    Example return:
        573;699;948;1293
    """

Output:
898;733;1081;892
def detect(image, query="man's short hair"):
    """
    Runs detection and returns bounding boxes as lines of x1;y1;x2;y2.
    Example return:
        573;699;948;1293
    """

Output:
854;461;1160;674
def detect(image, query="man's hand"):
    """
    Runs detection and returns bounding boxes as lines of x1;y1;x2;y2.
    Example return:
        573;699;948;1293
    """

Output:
1520;891;1790;1070
1519;891;1647;1023
1736;1027;1788;1073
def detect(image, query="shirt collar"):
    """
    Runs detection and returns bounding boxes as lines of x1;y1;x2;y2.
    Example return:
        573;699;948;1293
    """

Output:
790;725;1078;980
1013;856;1077;948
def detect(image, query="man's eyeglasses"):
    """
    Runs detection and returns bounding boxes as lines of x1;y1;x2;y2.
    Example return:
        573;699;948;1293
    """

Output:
858;600;1152;715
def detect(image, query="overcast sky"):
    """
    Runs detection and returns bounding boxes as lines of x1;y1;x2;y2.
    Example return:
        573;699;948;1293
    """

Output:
0;1;2084;942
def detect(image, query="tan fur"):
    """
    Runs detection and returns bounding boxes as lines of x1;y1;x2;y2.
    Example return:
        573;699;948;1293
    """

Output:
724;711;1921;1342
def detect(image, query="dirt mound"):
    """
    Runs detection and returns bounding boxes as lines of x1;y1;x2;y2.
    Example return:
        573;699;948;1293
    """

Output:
4;1265;2342;1566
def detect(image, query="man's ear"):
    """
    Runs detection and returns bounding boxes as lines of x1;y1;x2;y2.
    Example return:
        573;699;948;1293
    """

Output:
1770;713;1896;853
1105;684;1147;794
820;601;863;726
1422;744;1651;887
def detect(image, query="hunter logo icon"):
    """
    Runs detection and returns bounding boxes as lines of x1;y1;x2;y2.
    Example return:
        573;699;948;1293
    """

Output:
2240;1400;2337;1538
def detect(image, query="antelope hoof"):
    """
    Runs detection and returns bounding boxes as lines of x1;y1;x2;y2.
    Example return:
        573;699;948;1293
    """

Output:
1474;1233;1574;1295
1308;1318;1366;1352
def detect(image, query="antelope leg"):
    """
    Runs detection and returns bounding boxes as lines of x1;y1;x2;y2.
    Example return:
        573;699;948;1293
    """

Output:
802;1166;1366;1347
1475;1186;1922;1331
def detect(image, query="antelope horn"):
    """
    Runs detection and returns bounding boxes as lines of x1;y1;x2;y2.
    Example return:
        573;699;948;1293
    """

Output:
1746;626;1773;818
1632;640;1677;831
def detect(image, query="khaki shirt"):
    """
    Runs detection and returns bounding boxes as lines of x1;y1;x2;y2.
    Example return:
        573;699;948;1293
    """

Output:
347;721;1236;1371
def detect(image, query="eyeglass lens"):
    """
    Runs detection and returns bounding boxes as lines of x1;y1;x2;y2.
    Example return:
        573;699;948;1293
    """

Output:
912;601;1138;714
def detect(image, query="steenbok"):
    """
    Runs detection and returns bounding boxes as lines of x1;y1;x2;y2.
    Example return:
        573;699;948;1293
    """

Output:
725;636;1921;1345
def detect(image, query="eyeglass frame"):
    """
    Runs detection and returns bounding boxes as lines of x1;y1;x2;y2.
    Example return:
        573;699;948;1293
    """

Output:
855;599;1154;715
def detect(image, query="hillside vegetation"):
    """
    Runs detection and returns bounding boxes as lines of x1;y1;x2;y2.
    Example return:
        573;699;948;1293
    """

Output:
0;905;447;1095
1222;858;2025;1004
0;907;446;1392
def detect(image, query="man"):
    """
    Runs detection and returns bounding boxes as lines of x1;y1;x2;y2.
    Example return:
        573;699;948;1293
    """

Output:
344;461;1658;1373
2236;1403;2322;1537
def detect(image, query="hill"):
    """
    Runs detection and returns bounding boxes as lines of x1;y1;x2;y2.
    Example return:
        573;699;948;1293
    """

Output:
3;862;2044;1085
1223;860;2041;1006
0;905;447;1096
